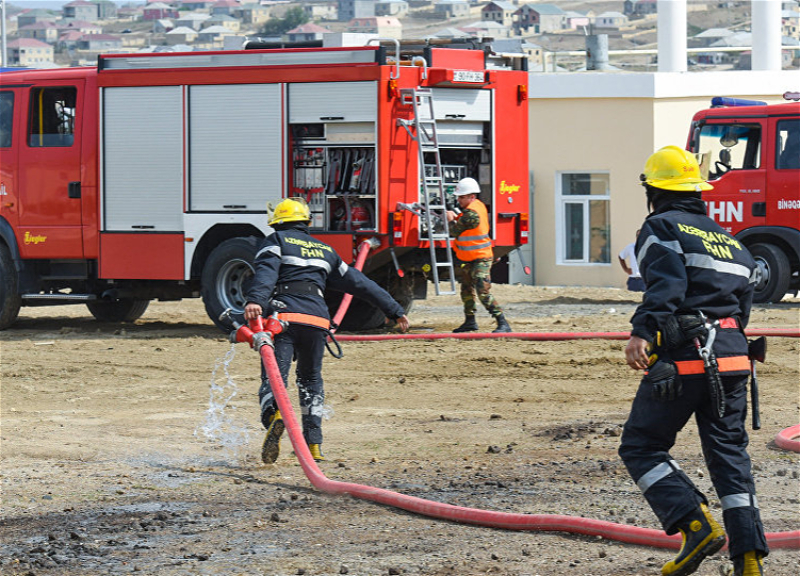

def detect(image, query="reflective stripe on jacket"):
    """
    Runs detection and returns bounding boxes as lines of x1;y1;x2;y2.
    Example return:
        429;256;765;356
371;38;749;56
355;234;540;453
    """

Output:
453;199;493;262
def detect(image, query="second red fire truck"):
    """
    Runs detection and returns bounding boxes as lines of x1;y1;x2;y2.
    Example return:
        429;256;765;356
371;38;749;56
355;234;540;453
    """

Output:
0;41;529;330
688;93;800;303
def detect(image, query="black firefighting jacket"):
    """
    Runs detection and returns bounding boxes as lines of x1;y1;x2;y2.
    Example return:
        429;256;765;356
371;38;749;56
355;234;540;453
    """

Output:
631;196;757;368
245;223;405;328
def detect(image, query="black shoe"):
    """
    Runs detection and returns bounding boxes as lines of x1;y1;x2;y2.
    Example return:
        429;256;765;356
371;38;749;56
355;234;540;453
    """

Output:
661;503;726;576
261;410;284;464
453;316;478;333
492;314;512;333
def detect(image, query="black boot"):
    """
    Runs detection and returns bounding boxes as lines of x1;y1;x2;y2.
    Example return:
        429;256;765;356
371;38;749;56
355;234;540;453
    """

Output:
492;314;511;333
453;315;478;333
662;503;726;576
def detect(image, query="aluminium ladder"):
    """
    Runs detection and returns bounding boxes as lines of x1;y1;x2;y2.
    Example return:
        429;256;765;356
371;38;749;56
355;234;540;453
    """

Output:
397;87;457;296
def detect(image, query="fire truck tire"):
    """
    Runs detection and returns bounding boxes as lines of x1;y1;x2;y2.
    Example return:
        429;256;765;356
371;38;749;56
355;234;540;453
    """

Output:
328;274;414;332
86;299;150;323
0;244;21;330
750;242;791;303
201;236;258;331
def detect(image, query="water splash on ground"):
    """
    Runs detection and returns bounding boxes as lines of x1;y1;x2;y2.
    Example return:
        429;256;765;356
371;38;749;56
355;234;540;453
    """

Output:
195;344;251;461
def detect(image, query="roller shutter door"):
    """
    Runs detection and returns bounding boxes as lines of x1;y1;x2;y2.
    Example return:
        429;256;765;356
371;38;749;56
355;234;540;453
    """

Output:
189;83;283;211
103;86;183;231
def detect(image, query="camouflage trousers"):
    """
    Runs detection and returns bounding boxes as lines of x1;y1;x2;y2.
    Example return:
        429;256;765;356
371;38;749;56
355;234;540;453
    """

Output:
458;258;503;318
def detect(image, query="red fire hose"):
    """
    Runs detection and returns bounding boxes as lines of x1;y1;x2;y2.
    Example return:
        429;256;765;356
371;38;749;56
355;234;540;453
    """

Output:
330;239;377;333
258;343;800;550
269;246;799;546
335;328;799;342
776;424;800;453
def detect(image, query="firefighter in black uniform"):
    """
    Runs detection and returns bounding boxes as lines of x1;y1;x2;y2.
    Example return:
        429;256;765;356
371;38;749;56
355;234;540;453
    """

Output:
618;146;767;576
244;198;409;464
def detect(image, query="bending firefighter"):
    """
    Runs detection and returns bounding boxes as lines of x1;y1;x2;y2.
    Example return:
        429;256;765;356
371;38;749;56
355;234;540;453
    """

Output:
619;146;767;576
244;198;410;463
445;177;511;334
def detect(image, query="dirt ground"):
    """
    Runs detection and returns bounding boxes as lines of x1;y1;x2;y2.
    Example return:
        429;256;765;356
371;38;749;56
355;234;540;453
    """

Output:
1;285;798;576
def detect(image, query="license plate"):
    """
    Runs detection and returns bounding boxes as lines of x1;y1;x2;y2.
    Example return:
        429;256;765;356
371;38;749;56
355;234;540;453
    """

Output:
452;70;485;83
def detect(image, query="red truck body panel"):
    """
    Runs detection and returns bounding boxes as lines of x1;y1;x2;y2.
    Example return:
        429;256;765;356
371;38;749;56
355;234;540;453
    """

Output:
0;45;529;327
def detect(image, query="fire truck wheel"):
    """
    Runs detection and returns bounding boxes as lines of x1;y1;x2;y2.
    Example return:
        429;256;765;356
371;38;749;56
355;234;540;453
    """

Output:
201;237;258;331
0;244;21;330
327;274;414;332
86;299;150;323
750;242;791;304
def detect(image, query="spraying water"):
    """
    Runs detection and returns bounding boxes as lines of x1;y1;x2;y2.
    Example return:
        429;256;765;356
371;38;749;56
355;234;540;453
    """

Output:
195;343;251;460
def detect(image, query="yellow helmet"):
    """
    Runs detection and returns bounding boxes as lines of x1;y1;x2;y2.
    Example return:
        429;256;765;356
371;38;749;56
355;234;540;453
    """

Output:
640;146;713;192
268;197;310;226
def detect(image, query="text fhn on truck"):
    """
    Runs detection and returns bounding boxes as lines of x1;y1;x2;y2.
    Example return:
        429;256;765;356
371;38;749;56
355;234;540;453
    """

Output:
688;93;800;303
0;42;529;330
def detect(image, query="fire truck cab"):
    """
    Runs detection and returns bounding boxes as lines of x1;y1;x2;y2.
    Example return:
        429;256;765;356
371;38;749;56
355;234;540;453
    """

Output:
688;94;800;303
0;42;529;330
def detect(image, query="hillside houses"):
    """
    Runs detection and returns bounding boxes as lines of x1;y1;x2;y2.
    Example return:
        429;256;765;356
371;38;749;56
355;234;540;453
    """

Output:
1;0;798;70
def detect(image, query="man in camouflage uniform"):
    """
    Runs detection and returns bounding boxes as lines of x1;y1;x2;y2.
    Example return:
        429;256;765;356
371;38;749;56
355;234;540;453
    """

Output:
445;177;511;333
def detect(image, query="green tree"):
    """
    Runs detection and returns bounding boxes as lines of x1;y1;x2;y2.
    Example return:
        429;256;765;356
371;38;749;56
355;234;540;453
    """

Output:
260;7;310;36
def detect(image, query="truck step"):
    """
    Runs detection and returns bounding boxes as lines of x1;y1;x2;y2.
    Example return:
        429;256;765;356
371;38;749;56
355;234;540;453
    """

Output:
21;293;97;302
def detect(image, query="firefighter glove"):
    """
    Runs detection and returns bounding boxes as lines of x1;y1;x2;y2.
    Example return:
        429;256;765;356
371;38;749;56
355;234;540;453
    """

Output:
661;315;707;349
645;360;683;401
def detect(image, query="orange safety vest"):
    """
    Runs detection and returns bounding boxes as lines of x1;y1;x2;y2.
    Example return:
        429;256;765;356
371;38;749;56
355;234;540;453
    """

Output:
453;199;493;262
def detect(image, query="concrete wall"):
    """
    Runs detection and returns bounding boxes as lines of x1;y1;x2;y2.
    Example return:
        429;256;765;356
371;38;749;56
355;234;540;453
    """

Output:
511;70;796;288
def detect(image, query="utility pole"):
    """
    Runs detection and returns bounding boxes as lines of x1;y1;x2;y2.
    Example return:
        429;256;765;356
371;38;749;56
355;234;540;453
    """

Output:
1;0;7;68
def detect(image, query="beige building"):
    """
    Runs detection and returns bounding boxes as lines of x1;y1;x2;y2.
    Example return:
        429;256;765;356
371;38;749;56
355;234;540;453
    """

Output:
7;39;55;67
510;70;796;289
347;17;402;39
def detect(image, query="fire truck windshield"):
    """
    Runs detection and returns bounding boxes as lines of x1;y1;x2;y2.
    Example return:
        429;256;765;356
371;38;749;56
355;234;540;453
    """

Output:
696;123;761;180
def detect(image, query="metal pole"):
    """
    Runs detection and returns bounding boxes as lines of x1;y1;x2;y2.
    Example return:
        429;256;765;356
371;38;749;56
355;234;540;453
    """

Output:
1;0;7;68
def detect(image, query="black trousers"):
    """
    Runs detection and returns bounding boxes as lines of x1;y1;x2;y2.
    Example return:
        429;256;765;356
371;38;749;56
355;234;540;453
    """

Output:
259;323;326;445
618;372;768;559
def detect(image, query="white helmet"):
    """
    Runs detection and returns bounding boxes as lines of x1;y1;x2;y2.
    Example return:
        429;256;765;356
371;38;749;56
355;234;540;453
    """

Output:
454;177;480;196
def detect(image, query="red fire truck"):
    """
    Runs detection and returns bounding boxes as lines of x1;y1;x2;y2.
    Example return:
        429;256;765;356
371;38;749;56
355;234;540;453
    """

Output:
0;43;529;330
687;94;800;303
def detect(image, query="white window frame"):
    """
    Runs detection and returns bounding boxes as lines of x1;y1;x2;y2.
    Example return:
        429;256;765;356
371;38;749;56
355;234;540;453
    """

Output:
555;170;611;266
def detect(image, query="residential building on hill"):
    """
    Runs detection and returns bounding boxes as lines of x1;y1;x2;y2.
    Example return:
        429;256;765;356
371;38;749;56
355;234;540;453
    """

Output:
338;0;377;22
624;0;657;16
17;10;58;29
93;0;118;20
78;33;122;51
18;22;62;43
236;3;273;25
7;38;55;66
482;1;517;29
522;3;566;34
63;1;99;22
211;0;243;16
594;11;628;30
176;13;212;30
206;14;241;33
375;0;408;18
286;23;332;42
304;3;338;21
435;0;469;19
143;3;179;21
166;26;200;44
347;16;401;39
